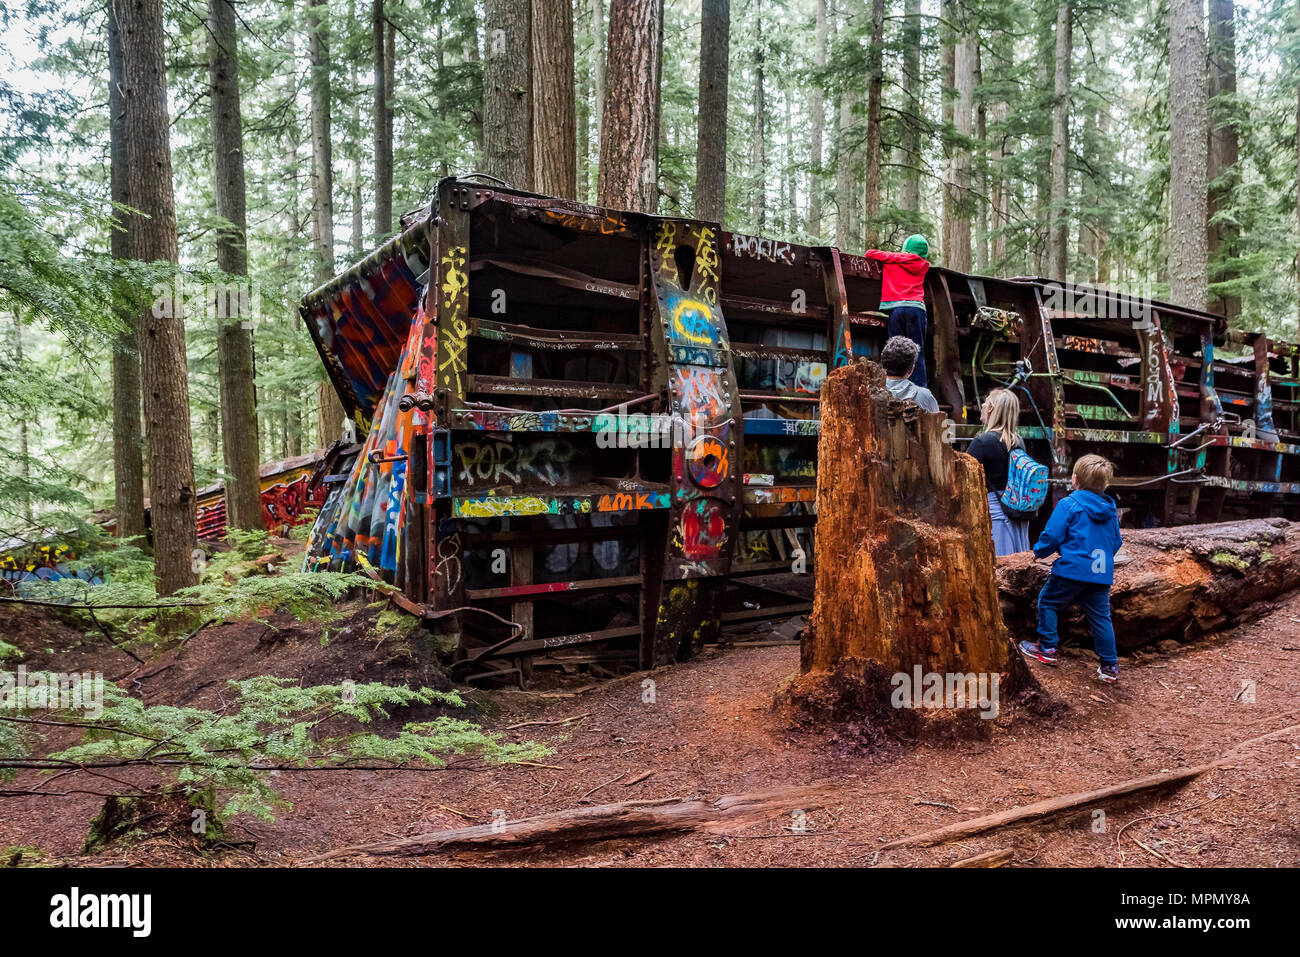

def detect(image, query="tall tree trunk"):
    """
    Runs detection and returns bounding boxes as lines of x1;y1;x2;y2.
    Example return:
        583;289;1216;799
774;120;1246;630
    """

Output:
108;3;146;540
946;16;975;271
897;0;921;214
598;0;663;211
695;0;730;223
119;0;199;594
808;0;827;236
974;44;988;271
940;0;956;261
351;17;364;261
1170;0;1209;311
532;0;577;197
1033;14;1051;275
308;0;334;282
990;99;1008;267
209;0;263;531
1047;0;1071;281
834;0;857;249
749;1;766;230
590;0;605;201
576;1;590;199
483;0;533;189
373;0;392;240
317;380;345;446
1207;0;1239;319
862;0;884;247
11;310;31;524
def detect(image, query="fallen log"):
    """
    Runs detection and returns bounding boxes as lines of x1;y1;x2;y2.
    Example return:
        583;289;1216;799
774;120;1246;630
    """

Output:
302;783;835;862
877;762;1224;851
997;517;1300;653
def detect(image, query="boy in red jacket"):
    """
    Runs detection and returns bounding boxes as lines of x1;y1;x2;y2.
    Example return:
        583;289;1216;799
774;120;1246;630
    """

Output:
863;234;931;386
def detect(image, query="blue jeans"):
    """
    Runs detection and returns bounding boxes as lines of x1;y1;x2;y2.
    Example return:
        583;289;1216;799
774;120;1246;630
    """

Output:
886;306;928;386
1036;574;1118;666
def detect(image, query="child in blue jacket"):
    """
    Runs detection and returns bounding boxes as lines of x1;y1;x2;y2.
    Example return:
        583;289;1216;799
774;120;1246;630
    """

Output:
1020;454;1124;682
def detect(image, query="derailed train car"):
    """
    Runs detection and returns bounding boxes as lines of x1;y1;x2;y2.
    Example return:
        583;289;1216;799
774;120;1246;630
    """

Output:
300;176;1300;682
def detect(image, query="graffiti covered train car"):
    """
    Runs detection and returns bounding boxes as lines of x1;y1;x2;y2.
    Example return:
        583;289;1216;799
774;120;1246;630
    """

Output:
300;176;1300;683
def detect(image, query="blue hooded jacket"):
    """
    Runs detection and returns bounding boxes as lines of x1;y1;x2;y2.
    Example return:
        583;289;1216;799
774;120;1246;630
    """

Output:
1031;489;1123;584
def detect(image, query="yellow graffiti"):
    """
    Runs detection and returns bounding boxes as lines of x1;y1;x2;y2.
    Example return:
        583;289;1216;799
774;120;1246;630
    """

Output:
439;245;469;395
692;225;720;286
440;246;468;306
456;496;554;518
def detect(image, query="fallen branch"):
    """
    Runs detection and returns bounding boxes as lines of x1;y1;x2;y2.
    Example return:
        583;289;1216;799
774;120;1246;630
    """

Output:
949;848;1014;868
505;713;590;731
301;783;835;862
877;763;1225;851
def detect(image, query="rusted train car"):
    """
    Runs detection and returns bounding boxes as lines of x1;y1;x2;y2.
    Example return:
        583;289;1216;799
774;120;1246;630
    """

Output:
300;176;1300;682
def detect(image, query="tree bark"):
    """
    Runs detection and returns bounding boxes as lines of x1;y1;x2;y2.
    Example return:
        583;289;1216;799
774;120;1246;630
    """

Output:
118;0;199;594
808;0;827;235
695;0;729;223
789;360;1033;726
1047;0;1071;281
597;0;663;211
307;0;334;282
749;1;765;230
532;0;577;198
1207;0;1239;320
998;519;1300;653
1169;0;1209;311
483;0;533;189
108;3;147;541
946;20;975;271
373;0;393;239
350;0;364;257
209;0;263;532
10;310;31;524
834;2;858;250
317;380;346;446
862;0;884;247
940;0;955;260
897;0;921;214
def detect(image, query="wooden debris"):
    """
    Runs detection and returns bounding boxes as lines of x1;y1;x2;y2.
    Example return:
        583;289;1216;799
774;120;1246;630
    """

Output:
949;847;1014;868
301;783;836;862
877;762;1224;851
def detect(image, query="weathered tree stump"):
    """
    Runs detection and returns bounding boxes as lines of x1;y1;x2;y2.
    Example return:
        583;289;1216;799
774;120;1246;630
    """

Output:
998;517;1300;653
781;360;1035;734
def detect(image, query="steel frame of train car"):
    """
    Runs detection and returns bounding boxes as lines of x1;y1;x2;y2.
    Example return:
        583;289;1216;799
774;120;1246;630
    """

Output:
300;176;1300;683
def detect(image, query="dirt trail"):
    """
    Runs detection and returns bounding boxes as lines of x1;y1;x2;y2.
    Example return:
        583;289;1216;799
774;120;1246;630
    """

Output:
2;593;1298;867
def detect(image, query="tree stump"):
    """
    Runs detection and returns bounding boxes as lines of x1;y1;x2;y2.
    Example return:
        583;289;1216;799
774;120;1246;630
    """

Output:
998;517;1300;653
781;359;1035;734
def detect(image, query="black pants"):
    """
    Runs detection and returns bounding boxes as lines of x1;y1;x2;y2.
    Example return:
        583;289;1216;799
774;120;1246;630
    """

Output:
886;306;928;386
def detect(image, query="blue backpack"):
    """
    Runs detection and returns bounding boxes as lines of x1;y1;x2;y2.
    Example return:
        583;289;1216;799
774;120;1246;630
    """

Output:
999;447;1049;521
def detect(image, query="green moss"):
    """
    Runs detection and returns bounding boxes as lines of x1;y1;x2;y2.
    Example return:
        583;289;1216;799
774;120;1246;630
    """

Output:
1210;551;1250;572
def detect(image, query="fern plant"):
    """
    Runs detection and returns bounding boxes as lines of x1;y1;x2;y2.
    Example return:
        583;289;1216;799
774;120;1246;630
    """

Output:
1;674;549;824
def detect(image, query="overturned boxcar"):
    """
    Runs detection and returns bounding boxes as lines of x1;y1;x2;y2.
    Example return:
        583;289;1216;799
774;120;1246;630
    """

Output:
300;176;1300;682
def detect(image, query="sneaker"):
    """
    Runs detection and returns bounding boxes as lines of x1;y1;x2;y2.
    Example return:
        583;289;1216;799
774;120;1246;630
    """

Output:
1096;664;1119;683
1019;640;1058;665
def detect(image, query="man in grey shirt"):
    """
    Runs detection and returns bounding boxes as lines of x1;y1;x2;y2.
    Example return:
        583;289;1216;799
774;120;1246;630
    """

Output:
880;335;940;413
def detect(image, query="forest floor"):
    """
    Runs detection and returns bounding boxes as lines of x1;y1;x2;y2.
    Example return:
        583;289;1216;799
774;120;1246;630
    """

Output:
2;582;1298;868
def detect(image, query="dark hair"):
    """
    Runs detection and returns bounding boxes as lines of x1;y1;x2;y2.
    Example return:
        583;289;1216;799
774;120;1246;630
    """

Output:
880;336;920;377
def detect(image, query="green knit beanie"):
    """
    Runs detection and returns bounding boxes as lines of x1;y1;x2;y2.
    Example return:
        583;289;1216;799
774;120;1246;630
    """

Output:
903;234;930;259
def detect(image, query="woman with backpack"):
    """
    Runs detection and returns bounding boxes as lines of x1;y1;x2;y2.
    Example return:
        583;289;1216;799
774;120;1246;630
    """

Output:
967;388;1036;556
